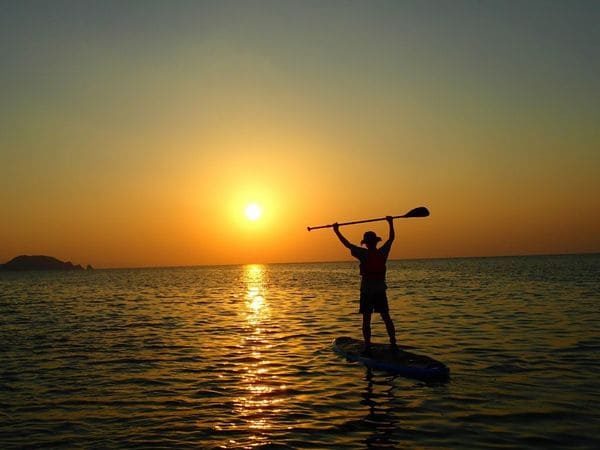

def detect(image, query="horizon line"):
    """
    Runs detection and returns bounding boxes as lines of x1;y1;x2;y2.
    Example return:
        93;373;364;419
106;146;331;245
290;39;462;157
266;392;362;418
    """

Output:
80;250;600;271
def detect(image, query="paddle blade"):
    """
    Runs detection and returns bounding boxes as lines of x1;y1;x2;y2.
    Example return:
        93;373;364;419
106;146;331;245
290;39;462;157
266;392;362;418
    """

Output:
404;206;430;218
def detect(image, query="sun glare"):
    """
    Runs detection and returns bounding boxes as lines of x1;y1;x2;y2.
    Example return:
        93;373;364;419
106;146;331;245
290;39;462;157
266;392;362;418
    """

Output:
245;203;262;221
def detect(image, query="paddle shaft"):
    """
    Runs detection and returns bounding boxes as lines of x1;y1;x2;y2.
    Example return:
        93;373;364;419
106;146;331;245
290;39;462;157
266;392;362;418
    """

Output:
307;207;429;231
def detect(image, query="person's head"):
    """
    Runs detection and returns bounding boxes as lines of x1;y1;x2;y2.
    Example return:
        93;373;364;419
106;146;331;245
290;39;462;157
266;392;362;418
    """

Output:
361;231;381;249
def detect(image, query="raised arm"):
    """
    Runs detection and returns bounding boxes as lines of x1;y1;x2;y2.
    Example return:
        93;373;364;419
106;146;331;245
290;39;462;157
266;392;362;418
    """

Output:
385;216;395;244
333;223;354;249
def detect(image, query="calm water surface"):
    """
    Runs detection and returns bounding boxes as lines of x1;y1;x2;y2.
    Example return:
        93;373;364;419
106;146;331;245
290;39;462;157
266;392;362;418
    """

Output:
1;255;599;449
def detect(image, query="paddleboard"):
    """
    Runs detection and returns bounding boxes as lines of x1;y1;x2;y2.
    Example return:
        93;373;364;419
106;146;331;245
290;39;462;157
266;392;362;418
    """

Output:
333;336;449;381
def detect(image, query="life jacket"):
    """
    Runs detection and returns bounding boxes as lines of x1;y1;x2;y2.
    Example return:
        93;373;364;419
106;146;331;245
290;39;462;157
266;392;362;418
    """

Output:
360;249;386;280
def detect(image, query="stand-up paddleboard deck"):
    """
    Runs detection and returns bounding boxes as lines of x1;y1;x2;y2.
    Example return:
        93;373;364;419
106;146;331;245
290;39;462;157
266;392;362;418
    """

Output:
333;336;449;381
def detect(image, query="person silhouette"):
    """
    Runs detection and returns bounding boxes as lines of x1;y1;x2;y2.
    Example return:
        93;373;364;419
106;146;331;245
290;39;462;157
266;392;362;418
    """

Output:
333;216;398;355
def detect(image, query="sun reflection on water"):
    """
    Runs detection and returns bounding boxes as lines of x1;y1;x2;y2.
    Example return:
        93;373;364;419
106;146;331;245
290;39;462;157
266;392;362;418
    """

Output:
225;264;284;448
245;265;269;325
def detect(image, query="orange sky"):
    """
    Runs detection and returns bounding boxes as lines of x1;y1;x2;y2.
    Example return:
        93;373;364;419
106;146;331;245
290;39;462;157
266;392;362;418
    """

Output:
1;2;599;268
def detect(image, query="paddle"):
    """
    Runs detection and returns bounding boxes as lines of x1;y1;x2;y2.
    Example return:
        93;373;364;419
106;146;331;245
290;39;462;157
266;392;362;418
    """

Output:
307;207;430;231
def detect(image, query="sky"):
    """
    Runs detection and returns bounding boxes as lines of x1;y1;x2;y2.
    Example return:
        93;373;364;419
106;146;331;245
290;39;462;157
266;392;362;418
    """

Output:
1;0;599;268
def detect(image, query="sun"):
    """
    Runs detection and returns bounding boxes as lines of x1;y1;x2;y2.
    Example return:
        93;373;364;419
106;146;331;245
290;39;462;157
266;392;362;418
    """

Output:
245;203;262;221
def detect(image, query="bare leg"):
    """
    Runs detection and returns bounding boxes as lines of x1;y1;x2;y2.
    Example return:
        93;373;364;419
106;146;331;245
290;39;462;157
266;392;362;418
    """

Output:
380;311;397;346
362;312;372;349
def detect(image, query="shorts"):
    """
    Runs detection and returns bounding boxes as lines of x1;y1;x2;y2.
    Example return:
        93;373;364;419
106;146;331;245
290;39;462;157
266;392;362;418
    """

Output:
359;280;389;314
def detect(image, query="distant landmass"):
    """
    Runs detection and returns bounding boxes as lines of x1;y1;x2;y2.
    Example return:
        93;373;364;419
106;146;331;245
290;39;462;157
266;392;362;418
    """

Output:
0;255;92;271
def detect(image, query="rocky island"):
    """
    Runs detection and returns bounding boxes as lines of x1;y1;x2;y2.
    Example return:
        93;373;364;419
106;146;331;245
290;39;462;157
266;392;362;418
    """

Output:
0;255;91;271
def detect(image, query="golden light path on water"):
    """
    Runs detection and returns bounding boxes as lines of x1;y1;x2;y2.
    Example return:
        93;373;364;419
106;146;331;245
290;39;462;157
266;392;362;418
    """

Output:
230;264;289;447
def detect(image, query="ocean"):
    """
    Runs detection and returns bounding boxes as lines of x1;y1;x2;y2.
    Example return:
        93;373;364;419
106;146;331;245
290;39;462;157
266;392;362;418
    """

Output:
1;254;599;449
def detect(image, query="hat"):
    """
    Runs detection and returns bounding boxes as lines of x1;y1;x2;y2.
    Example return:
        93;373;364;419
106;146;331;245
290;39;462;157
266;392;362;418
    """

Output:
361;231;382;246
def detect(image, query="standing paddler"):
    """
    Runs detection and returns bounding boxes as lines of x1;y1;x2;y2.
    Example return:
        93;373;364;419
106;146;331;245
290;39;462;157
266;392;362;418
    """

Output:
332;216;398;355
